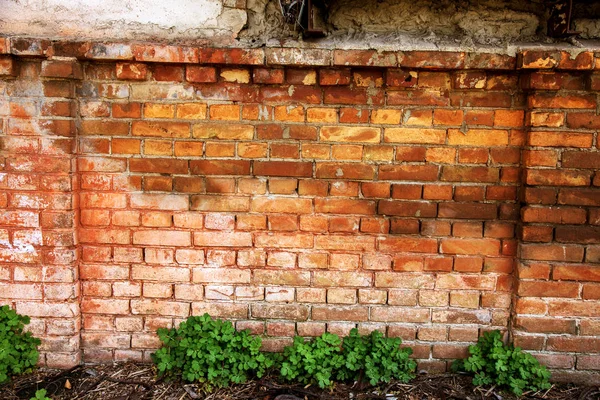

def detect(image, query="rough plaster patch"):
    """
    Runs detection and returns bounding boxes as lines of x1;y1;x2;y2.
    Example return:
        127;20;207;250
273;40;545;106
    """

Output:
240;0;553;48
574;19;600;39
328;0;541;45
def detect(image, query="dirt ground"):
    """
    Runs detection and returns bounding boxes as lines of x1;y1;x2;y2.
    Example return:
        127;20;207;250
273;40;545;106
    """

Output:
1;363;599;400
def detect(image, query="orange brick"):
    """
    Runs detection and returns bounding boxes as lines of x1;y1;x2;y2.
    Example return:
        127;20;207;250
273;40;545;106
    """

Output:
307;108;337;123
384;128;445;144
144;103;175;119
111;138;140;154
174;141;203;157
274;105;304;122
144;140;172;156
205;142;235;157
239;142;268;158
320;126;379;143
209;104;240;121
176;103;207;120
371;109;401;124
434;109;463;126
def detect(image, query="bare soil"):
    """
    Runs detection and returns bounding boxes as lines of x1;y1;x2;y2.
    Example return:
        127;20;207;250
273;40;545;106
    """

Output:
1;363;599;400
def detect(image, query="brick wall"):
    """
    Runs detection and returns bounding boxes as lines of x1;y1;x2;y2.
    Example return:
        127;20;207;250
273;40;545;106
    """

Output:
0;39;598;383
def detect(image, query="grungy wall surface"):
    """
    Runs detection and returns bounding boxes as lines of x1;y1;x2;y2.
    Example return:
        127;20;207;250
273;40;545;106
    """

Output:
5;0;600;47
0;0;247;42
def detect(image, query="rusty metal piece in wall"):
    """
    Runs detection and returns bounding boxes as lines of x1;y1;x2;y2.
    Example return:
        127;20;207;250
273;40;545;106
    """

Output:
547;0;580;37
303;0;327;36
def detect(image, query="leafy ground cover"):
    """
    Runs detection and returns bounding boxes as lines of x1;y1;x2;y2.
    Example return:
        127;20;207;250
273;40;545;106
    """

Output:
0;362;598;400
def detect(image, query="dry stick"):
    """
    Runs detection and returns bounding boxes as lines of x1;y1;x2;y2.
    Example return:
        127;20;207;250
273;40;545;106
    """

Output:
100;374;152;390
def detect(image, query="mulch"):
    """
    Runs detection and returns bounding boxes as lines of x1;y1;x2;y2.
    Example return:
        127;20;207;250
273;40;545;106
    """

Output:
1;362;598;400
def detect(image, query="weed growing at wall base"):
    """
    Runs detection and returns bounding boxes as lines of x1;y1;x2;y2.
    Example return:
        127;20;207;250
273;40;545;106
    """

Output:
152;314;275;389
0;305;41;385
340;328;416;386
280;332;345;388
452;330;551;396
280;328;416;389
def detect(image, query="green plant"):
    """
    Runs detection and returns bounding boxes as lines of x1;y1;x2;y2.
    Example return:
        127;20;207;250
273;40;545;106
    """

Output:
340;328;416;386
0;305;41;384
452;330;551;396
280;332;345;388
152;314;274;388
30;389;51;400
280;329;416;389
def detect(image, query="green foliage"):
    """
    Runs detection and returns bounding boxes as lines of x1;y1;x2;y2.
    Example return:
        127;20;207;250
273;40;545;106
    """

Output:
452;330;551;396
151;314;275;388
340;328;416;386
0;305;41;385
30;389;51;400
153;315;418;390
280;329;416;389
280;333;345;389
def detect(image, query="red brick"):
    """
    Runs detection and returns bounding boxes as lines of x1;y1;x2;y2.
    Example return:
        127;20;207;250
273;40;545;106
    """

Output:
116;62;147;80
252;304;309;320
441;166;499;183
333;50;396;67
519;50;560;69
319;69;351;85
558;189;600;206
254;161;312;177
315;198;375;215
41;60;82;79
391;184;422;199
525;170;591;187
251;197;312;214
440;238;501;256
558;51;594;70
518;281;580;298
436;274;496;291
402;51;465;69
529;93;596;109
529;131;592;148
522;206;586;224
556;226;600;244
525;72;585;90
378;237;438;253
438;203;497;219
387;90;448;106
255;233;313;248
315;163;375;180
378;200;436;217
259;85;321;104
379;165;439;181
189;160;250;175
198;48;264;65
547;337;600;353
361;182;390;198
521;244;584;262
324;87;383;106
252;68;284;84
315;235;375;252
339;107;369;123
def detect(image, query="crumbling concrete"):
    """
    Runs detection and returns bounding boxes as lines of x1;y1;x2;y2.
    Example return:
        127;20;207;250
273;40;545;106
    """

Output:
0;0;247;43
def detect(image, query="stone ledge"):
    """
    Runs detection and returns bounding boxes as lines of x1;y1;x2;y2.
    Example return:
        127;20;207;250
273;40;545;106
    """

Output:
1;36;599;71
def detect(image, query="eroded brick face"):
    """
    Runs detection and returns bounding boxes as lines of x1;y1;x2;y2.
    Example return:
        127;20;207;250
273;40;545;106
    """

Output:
0;41;598;382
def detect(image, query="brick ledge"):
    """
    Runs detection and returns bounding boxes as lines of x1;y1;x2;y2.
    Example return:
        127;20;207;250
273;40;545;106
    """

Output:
0;36;599;71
